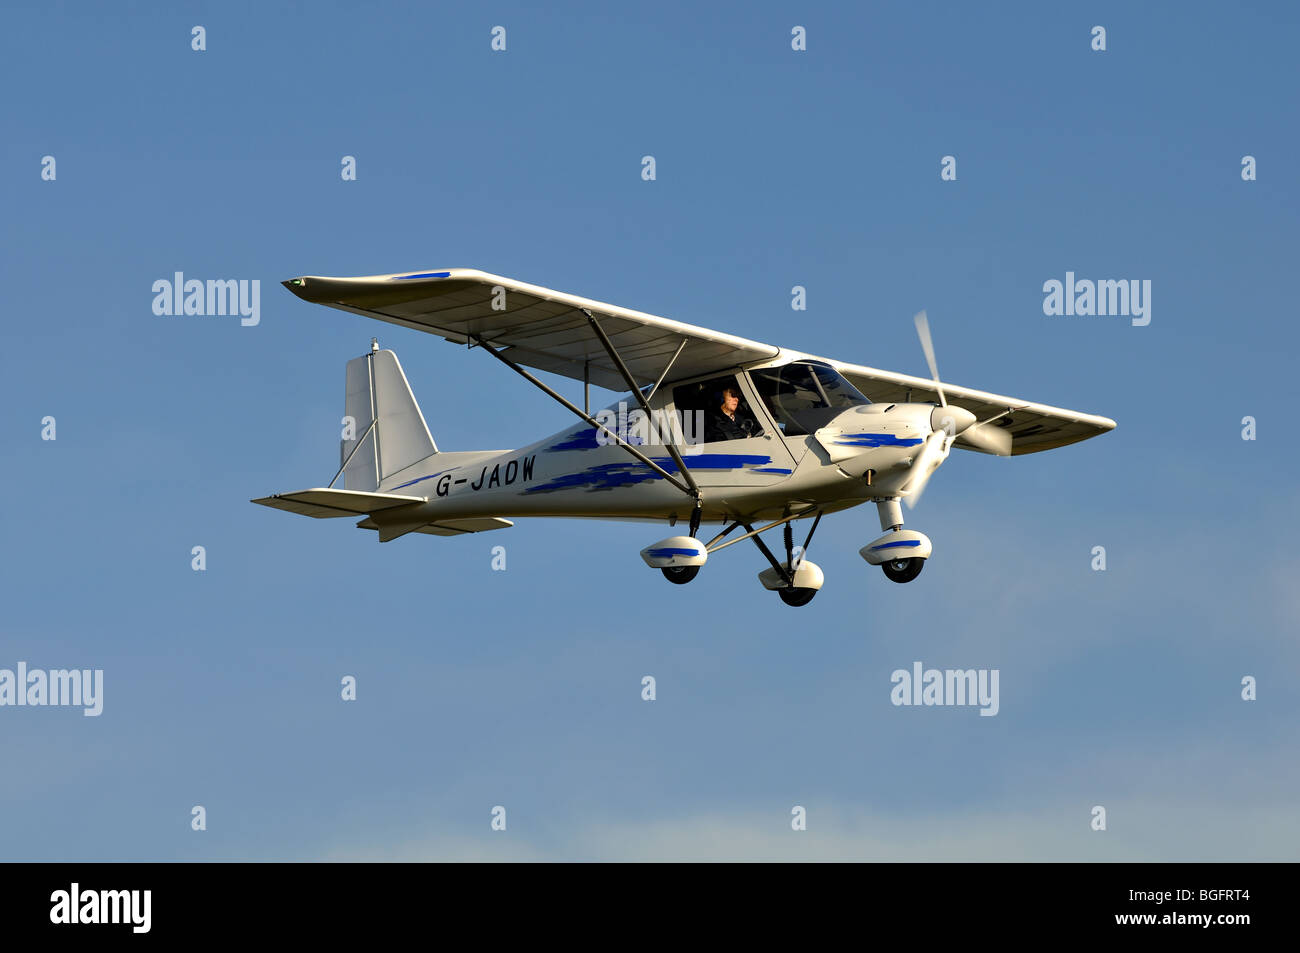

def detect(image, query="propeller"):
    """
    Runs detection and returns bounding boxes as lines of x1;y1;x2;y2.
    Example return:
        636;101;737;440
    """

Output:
913;309;1013;457
913;311;945;407
958;419;1013;456
903;431;948;509
902;311;1015;508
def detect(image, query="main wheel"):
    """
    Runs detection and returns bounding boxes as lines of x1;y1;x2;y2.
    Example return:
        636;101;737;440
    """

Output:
881;557;925;584
778;587;818;607
662;565;700;585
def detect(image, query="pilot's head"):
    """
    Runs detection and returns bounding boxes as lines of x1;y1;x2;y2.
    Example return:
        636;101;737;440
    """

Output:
720;386;741;415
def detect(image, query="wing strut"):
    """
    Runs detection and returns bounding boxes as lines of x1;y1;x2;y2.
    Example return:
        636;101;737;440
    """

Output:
582;309;701;501
704;505;820;555
469;332;697;500
327;416;377;489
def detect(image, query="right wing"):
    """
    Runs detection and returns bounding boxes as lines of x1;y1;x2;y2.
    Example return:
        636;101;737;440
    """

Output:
832;360;1116;455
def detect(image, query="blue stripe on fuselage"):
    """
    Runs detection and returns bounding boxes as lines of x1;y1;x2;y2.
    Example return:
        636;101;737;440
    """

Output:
523;453;776;494
392;471;446;489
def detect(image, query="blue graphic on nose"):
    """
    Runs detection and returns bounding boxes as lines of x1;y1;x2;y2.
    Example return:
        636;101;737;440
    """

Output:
832;433;924;448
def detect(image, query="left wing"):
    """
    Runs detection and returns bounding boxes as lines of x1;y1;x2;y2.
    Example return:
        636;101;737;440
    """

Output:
283;268;778;390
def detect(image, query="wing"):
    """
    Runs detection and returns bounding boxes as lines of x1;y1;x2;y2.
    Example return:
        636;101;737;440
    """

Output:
283;268;779;391
282;267;1113;455
830;360;1115;455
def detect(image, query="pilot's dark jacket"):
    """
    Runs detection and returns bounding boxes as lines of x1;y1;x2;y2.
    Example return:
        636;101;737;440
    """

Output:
706;408;764;442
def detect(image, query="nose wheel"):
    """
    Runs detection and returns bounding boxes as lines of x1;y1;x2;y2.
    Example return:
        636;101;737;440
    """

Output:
778;587;818;607
747;512;825;607
881;557;925;583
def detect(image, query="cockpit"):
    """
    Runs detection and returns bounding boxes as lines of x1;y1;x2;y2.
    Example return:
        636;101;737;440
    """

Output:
749;360;872;436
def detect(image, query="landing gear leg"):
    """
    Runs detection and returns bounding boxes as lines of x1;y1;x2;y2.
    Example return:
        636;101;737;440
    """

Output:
876;498;904;534
688;500;702;539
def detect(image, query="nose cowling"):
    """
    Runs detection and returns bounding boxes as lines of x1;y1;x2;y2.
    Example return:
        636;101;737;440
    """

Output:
929;405;975;438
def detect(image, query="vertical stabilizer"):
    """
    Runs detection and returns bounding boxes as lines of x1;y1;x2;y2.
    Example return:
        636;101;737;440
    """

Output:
341;346;437;491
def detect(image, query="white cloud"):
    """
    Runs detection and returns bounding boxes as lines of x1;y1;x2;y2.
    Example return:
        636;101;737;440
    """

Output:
315;797;1300;862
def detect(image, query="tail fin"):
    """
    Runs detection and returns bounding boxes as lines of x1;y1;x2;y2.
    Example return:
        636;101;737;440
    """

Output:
341;345;437;492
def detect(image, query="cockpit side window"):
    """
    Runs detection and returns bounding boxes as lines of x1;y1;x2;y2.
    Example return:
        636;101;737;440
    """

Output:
672;375;766;443
751;361;871;436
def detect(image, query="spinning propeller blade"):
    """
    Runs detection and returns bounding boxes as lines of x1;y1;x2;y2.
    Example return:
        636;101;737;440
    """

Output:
913;310;945;407
902;311;1013;506
903;431;948;509
957;419;1013;456
914;311;1013;457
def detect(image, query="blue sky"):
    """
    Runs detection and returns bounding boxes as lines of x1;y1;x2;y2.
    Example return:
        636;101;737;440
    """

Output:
2;0;1297;860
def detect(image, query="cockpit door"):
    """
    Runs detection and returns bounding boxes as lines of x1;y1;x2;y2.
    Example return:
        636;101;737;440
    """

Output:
665;372;798;487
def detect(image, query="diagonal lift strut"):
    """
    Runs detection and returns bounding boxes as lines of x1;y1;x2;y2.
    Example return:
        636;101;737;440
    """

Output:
582;309;700;502
469;330;698;500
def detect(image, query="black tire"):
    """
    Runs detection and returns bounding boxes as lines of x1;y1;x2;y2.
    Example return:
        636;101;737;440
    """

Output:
881;557;925;583
778;587;818;607
662;565;700;585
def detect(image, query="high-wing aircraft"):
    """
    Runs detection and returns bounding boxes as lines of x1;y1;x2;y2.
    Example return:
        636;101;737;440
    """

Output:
254;269;1115;606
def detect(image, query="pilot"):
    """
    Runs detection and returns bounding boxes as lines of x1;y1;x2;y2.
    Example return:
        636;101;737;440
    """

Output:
706;385;764;441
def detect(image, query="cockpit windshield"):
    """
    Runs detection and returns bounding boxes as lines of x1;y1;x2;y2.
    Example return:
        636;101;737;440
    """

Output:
749;361;871;436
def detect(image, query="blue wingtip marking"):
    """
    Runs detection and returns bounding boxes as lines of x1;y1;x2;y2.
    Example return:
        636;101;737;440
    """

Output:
393;271;451;280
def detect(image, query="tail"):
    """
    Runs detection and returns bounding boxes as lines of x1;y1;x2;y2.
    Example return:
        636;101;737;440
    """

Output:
341;343;437;492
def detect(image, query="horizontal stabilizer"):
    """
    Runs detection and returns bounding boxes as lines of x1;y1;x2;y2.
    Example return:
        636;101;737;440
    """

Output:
355;515;514;539
251;488;426;519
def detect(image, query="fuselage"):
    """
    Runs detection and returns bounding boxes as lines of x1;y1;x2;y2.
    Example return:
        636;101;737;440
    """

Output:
361;358;944;527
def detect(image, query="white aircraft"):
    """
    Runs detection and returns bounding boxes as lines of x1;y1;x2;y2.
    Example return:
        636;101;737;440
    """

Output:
254;269;1115;607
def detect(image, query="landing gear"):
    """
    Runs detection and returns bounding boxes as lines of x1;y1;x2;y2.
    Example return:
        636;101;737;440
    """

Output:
881;557;925;584
661;565;699;585
653;502;704;584
861;498;934;584
751;512;825;607
778;587;818;607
